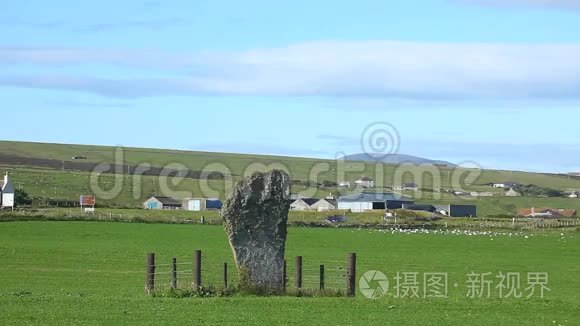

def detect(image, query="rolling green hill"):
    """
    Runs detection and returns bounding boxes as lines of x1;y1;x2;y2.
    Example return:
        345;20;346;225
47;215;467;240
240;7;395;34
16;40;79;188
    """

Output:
1;140;580;216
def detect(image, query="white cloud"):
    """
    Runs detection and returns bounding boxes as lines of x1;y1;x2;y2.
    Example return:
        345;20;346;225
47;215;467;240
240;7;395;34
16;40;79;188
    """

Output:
1;41;580;100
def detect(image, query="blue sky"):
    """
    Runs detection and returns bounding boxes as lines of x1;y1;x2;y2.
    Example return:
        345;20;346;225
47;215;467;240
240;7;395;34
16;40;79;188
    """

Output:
1;0;580;172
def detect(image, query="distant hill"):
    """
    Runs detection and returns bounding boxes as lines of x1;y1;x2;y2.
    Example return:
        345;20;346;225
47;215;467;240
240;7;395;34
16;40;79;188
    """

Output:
342;153;456;167
3;140;580;211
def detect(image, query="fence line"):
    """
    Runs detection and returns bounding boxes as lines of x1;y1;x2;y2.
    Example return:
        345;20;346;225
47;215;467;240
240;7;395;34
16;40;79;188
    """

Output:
145;251;358;296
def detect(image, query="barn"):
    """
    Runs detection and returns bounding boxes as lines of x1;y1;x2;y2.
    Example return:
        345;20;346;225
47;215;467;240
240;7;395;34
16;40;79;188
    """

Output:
402;204;436;212
338;192;413;213
183;198;223;211
435;204;477;217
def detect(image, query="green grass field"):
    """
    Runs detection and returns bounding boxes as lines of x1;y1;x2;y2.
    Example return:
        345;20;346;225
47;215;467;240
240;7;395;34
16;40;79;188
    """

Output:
0;221;578;325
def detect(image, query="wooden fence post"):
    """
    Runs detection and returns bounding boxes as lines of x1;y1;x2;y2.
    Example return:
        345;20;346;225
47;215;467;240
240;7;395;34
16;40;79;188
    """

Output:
193;250;202;289
146;253;155;294
223;262;228;288
295;256;303;290
320;265;325;290
172;257;178;289
347;253;357;297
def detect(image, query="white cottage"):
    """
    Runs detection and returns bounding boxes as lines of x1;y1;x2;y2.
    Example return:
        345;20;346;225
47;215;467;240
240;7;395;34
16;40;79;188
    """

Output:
310;199;337;212
1;173;15;209
354;177;375;189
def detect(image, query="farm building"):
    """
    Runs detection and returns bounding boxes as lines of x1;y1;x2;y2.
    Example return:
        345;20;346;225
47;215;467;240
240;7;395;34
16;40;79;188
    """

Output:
354;177;375;189
338;192;413;213
143;196;182;210
435;205;477;217
182;198;223;211
0;173;15;209
310;198;337;211
517;208;576;218
338;181;352;188
402;204;436;212
290;198;320;211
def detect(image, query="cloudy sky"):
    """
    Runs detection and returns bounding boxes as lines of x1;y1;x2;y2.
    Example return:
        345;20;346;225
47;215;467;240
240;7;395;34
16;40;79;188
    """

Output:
1;0;579;172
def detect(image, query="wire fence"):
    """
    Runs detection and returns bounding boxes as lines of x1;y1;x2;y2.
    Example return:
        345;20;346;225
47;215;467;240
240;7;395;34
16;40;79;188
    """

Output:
145;251;357;295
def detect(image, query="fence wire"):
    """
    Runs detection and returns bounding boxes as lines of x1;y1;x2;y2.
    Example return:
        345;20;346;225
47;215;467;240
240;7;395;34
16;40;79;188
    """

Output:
146;254;353;292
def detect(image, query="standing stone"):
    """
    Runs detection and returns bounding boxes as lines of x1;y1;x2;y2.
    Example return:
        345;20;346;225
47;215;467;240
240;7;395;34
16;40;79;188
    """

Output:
222;170;290;291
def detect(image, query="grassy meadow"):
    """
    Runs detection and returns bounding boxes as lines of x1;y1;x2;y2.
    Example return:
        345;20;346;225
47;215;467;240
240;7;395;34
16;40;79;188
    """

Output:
0;221;578;325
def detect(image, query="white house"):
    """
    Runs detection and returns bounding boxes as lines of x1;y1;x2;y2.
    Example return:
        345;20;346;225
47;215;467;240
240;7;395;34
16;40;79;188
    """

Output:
354;177;374;189
290;198;319;211
143;196;183;210
310;199;337;212
338;181;352;188
1;173;15;209
568;192;578;199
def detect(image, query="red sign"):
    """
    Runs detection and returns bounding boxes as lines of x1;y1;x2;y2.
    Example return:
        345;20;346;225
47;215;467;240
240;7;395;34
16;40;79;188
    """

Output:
80;195;96;206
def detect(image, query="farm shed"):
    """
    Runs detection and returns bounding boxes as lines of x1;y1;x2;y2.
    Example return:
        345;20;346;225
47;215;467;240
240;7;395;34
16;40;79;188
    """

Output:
143;196;182;210
182;198;223;211
290;198;320;211
435;204;477;217
0;173;15;208
402;204;436;212
338;192;413;213
310;198;337;211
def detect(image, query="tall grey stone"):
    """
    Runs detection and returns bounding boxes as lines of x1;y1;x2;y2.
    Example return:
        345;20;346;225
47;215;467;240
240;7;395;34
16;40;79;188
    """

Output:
222;170;290;291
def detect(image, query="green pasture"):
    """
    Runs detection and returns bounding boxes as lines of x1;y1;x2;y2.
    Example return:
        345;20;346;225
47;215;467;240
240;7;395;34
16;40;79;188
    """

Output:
0;221;578;325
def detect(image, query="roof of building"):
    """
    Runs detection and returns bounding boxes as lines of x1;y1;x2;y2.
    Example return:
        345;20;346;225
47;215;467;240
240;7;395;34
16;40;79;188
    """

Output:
403;183;419;187
320;199;337;207
403;204;435;211
302;198;320;206
517;208;577;218
338;192;406;202
290;198;319;206
149;196;182;206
